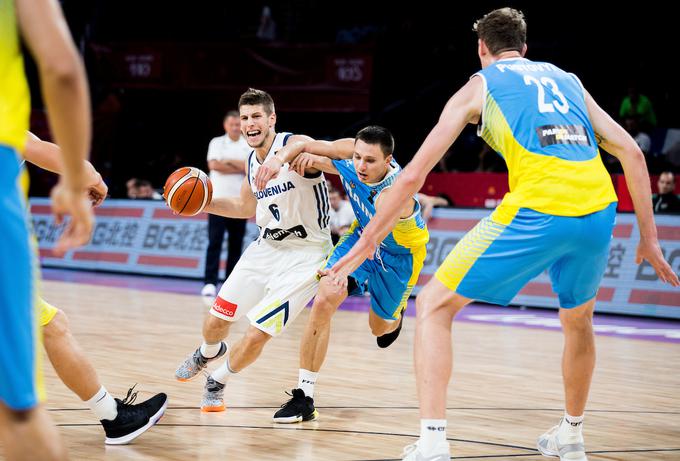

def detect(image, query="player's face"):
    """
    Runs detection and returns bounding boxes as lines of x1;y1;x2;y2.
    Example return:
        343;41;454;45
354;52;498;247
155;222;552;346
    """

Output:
240;104;276;148
353;140;392;184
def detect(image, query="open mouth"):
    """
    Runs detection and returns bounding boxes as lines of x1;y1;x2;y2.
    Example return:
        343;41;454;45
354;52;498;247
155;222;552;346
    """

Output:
357;172;368;181
246;130;261;140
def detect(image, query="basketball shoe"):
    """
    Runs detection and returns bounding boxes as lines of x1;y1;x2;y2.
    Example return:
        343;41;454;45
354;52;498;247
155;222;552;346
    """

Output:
537;419;587;461
272;388;318;423
201;376;225;412
175;342;227;381
101;386;168;445
401;441;451;460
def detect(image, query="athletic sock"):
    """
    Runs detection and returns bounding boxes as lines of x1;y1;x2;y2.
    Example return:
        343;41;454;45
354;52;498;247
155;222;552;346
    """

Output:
558;412;584;442
211;356;236;385
298;369;318;398
419;419;447;455
200;341;222;358
87;386;118;421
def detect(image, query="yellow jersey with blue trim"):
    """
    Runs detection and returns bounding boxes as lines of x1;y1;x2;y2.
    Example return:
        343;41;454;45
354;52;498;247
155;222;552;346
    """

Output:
475;57;617;221
0;0;29;153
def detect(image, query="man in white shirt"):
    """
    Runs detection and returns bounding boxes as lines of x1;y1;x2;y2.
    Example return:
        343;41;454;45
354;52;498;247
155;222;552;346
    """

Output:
328;185;355;244
202;111;251;297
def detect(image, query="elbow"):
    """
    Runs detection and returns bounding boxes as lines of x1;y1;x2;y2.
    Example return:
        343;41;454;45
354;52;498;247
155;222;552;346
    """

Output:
621;145;646;167
401;169;424;191
39;54;83;86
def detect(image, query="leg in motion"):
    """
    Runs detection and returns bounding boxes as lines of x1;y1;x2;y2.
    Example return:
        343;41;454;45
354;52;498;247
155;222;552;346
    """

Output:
273;276;347;423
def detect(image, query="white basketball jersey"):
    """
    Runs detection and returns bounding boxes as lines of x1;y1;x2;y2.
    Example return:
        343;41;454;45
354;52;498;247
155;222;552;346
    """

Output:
247;132;332;249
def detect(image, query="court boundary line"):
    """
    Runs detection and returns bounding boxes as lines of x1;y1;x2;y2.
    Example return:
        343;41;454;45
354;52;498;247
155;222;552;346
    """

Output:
55;422;680;459
48;405;680;415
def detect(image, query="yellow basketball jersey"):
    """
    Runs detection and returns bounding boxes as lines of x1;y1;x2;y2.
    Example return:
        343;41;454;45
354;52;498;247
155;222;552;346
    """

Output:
0;0;30;153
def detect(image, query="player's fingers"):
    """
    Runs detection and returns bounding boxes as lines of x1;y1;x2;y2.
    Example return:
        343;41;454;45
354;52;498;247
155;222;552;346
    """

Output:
658;261;679;286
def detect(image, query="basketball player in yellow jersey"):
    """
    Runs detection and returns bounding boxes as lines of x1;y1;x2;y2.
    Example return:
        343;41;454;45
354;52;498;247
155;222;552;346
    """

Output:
23;133;168;445
329;8;679;461
1;0;93;459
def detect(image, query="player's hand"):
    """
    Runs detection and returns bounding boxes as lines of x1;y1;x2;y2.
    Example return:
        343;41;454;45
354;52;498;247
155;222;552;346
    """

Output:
87;174;108;207
636;236;679;286
50;180;94;256
290;152;316;176
327;232;378;286
317;268;348;293
254;156;282;190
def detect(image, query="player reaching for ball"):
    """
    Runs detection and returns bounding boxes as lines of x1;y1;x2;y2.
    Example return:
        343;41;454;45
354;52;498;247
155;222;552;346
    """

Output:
172;88;333;413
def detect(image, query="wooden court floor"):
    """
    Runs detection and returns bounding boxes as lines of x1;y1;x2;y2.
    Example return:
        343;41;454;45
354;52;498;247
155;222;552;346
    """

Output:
1;280;679;460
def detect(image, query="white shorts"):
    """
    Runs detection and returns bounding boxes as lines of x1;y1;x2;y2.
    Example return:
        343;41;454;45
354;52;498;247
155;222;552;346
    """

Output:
210;239;329;336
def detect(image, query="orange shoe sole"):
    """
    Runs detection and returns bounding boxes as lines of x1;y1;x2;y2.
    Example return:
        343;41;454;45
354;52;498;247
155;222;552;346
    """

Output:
201;405;226;413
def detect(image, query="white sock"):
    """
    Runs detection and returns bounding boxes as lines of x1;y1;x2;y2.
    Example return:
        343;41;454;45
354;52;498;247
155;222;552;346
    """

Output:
200;341;223;358
558;412;584;442
419;419;447;455
86;386;118;421
298;369;318;398
211;356;236;385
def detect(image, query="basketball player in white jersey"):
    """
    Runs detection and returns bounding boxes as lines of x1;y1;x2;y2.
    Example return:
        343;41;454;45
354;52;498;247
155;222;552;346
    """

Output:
175;88;333;412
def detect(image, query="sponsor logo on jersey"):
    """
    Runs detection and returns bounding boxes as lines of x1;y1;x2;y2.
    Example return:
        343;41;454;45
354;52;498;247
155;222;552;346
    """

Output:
262;224;308;241
536;124;590;147
254;181;296;199
212;297;238;317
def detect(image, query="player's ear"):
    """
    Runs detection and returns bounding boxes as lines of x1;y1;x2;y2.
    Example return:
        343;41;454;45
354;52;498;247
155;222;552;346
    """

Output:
520;43;527;57
385;153;393;165
269;111;277;127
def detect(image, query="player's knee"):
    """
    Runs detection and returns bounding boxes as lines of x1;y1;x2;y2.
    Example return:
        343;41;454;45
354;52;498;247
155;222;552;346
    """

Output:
310;296;338;321
311;278;344;318
43;309;69;340
560;305;594;331
243;327;271;349
204;313;230;335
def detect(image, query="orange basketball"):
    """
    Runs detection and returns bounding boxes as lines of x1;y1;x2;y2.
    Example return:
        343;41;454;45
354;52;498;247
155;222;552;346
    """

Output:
163;167;212;216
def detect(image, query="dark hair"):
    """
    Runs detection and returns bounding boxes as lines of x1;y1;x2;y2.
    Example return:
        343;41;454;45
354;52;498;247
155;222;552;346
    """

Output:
224;110;240;120
355;125;395;157
473;8;526;55
238;88;275;115
134;179;152;188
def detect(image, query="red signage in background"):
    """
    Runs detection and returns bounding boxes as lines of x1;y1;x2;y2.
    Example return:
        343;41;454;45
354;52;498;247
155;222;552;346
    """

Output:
95;43;373;112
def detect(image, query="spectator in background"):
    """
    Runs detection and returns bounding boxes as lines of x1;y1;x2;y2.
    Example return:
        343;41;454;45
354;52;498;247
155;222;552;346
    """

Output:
623;116;651;155
202;111;250;298
620;84;657;130
328;185;355;244
136;180;163;200
126;178;162;199
256;6;277;41
653;171;680;213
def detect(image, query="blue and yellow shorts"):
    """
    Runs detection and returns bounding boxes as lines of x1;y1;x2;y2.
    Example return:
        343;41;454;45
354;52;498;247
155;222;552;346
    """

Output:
325;223;426;320
435;203;617;308
0;146;44;410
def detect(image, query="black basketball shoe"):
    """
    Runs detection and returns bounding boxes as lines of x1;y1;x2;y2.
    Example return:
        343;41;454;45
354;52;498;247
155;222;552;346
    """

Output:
101;385;168;445
272;388;318;423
